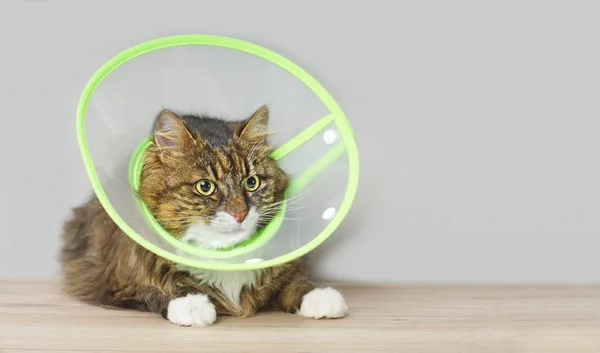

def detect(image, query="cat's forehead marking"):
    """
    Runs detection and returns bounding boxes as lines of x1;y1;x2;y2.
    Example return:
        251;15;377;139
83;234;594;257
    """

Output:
205;164;217;179
205;148;250;181
213;152;230;180
232;151;247;175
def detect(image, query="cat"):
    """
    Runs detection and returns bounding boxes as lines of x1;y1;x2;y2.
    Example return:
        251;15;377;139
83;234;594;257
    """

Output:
59;105;348;326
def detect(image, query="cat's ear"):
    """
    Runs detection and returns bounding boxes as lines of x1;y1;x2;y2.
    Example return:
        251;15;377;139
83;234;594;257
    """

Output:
153;109;195;159
238;105;271;142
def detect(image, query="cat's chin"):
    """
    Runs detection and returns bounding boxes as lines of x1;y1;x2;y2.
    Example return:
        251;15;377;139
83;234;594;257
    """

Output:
180;207;259;249
182;227;254;249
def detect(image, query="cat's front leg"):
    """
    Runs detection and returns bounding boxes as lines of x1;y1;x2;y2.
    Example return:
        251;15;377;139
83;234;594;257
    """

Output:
165;293;217;327
280;278;349;319
131;281;218;327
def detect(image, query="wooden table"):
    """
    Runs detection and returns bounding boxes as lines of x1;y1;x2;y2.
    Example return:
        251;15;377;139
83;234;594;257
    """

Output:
1;280;599;352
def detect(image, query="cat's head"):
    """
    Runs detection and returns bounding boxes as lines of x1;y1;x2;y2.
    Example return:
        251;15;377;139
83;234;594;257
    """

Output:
139;106;289;249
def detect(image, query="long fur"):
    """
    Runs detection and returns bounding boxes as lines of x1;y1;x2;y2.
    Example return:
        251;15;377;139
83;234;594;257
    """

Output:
59;106;317;320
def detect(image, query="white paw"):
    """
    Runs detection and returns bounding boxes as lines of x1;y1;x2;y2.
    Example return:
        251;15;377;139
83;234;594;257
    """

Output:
298;287;348;319
166;294;217;326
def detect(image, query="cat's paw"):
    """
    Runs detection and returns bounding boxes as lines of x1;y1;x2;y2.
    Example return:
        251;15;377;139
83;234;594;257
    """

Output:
166;294;217;327
298;287;348;319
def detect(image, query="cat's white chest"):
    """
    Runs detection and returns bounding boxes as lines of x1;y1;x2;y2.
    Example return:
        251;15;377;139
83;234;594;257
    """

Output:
180;266;262;307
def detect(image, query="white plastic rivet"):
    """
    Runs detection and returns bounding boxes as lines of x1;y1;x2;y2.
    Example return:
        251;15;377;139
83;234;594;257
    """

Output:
323;130;337;144
245;258;264;264
322;207;336;220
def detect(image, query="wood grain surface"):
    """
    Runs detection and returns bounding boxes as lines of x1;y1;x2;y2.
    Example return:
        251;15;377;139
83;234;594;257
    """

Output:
0;280;598;352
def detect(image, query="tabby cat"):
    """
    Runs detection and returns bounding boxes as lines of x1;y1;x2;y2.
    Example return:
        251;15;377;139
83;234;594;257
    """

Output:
60;105;348;326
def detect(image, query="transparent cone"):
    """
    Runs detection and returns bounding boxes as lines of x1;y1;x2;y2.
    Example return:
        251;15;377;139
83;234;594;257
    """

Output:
77;35;359;270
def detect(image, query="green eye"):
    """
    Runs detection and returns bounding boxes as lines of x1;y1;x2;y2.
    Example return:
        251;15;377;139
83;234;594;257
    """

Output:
195;179;217;196
244;176;260;192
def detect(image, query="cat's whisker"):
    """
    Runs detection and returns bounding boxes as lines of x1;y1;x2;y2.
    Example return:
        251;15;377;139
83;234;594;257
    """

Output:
266;186;315;205
261;202;316;215
258;201;287;211
259;192;313;212
278;188;316;208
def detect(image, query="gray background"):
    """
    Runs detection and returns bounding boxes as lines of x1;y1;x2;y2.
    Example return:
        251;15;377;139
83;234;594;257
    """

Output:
1;0;599;283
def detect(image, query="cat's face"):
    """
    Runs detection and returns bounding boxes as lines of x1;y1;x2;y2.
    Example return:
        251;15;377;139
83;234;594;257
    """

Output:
139;106;289;249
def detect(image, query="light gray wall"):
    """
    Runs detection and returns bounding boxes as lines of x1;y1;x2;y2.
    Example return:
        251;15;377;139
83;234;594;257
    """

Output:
1;0;599;283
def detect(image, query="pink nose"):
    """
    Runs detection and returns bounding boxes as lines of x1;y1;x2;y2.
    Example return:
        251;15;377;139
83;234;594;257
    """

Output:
230;211;248;223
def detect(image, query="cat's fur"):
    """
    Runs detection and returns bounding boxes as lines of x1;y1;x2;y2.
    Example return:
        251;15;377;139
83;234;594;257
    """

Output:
59;106;348;326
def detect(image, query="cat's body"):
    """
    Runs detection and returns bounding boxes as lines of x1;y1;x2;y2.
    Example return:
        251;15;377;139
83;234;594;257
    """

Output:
60;106;348;326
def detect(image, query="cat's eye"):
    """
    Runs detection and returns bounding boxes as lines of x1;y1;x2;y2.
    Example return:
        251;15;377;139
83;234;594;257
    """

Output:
195;179;216;196
244;175;260;192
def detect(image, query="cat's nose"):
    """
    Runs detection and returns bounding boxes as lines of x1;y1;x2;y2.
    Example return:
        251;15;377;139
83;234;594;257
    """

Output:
230;211;248;223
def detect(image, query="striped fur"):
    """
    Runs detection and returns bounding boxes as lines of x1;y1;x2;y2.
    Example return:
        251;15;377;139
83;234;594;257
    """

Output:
60;106;321;322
